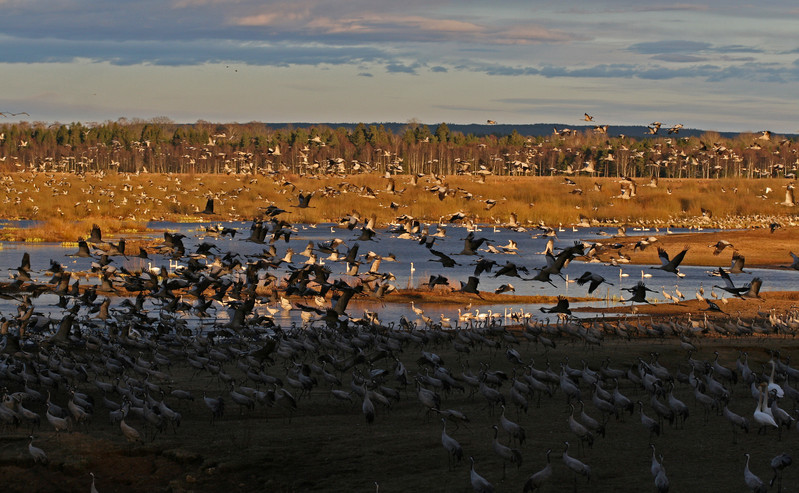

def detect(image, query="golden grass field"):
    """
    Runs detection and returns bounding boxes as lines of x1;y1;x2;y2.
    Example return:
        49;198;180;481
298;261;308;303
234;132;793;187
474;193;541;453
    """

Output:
0;172;796;242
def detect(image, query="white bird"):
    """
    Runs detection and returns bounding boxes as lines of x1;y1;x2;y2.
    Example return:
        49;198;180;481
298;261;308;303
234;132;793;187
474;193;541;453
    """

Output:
753;384;778;434
90;472;99;493
767;360;784;398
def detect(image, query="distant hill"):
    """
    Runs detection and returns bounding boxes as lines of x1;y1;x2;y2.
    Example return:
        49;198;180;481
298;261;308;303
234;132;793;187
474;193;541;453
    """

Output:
257;122;772;139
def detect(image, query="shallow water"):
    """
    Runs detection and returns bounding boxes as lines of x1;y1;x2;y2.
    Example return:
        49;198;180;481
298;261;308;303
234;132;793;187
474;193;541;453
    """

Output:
0;220;795;332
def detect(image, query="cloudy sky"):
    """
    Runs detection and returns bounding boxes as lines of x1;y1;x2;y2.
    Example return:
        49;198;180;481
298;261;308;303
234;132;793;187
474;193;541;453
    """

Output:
1;1;798;132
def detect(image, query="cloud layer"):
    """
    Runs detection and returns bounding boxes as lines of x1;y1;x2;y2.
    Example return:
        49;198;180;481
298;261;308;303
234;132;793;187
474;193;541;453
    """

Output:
1;1;798;131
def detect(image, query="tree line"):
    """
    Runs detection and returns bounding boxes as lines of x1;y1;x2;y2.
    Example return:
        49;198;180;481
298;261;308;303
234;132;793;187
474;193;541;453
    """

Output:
0;118;794;179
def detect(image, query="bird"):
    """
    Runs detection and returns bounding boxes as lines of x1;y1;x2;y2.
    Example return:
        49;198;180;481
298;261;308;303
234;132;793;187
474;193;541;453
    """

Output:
650;447;669;493
788;251;799;270
469;456;495;493
430;249;459;268
200;197;215;215
728;251;747;274
540;296;571;316
575;271;613;294
441;418;463;468
523;449;552;493
28;435;48;464
120;418;143;444
90;472;99;493
561;441;591;486
650;444;663;478
499;405;526;445
362;385;375;424
753;383;778;434
781;184;795;207
744;453;768;493
637;401;660;441
769;453;792;492
491;424;522;479
295;191;314;208
88;224;103;243
714;268;761;298
766;359;784;399
459;276;480;295
583;113;594;122
651;245;689;276
623;281;657;304
723;404;750;444
568;403;594;452
494;283;515;294
667;123;683;134
709;240;733;255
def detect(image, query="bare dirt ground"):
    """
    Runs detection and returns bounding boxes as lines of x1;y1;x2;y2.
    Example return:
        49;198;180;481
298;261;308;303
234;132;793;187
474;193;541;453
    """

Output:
597;225;797;268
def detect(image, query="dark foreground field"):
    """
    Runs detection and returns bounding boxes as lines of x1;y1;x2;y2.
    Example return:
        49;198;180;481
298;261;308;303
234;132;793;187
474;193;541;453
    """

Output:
1;326;797;493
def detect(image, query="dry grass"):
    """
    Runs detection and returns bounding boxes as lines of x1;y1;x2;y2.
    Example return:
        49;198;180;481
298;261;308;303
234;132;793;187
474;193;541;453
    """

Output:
0;172;795;241
0;218;148;242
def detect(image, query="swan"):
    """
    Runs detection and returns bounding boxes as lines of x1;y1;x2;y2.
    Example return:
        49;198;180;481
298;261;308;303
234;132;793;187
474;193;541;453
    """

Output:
753;383;778;434
767;359;785;398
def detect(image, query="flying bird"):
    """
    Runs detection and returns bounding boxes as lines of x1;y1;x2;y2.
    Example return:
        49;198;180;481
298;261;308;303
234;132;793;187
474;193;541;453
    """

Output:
651;245;689;277
540;296;571;315
716;268;762;299
709;240;733;256
575;271;613;294
623;281;657;304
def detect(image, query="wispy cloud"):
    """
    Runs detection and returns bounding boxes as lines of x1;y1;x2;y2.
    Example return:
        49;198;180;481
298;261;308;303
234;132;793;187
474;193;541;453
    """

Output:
652;54;709;63
628;41;712;55
233;7;581;44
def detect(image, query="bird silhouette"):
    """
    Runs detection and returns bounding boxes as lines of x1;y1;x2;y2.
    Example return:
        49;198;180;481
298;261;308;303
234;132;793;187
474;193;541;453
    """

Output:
651;245;689;276
540;296;571;315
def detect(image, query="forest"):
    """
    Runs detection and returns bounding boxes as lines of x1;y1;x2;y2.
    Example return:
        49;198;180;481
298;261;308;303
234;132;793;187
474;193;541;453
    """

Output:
0;118;794;179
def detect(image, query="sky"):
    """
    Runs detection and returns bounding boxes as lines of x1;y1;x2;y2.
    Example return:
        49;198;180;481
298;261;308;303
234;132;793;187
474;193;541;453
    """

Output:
1;1;798;133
